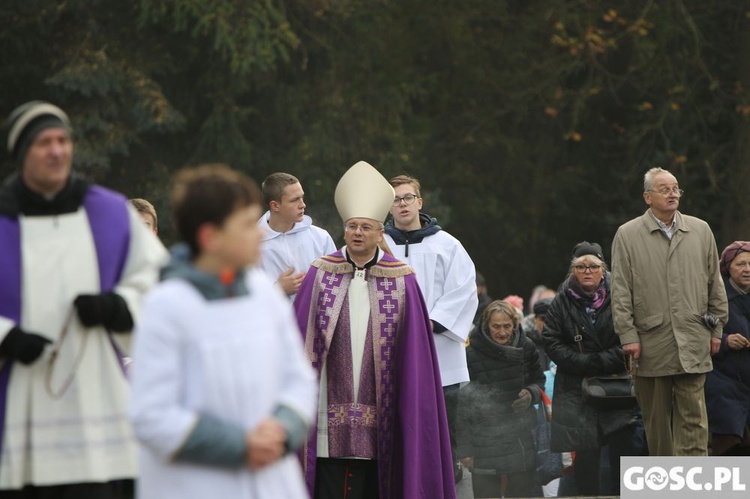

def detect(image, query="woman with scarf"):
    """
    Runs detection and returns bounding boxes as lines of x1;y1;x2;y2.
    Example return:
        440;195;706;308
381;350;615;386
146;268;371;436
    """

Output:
705;241;750;455
456;300;545;498
542;242;641;496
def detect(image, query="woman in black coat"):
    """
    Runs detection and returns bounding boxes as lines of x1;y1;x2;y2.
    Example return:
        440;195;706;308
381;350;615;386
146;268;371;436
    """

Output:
706;241;750;455
542;242;640;496
457;300;545;498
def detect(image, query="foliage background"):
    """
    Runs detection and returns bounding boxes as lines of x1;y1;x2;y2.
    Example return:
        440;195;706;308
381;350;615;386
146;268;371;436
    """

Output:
2;0;749;302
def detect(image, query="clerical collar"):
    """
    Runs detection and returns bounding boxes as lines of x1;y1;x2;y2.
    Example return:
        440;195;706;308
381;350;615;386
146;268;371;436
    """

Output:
0;173;89;216
346;248;380;271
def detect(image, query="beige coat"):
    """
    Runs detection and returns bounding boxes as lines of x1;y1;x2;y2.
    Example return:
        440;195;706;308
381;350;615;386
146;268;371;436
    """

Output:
611;210;728;376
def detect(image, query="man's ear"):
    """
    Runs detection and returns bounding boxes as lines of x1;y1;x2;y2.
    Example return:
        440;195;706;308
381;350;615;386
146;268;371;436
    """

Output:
269;199;280;213
196;222;218;253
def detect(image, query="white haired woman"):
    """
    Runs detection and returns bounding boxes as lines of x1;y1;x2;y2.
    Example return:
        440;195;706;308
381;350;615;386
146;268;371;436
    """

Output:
456;300;546;498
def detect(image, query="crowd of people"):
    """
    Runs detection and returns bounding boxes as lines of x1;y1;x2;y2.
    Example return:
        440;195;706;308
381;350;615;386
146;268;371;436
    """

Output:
1;100;749;499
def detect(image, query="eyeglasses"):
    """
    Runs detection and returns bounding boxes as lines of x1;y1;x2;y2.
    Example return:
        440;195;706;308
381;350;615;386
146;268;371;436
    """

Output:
649;187;684;197
344;223;381;234
392;194;419;206
573;264;602;273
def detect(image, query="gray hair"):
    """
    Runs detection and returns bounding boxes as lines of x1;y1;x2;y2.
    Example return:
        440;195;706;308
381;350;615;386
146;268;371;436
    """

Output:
481;300;520;332
643;167;671;192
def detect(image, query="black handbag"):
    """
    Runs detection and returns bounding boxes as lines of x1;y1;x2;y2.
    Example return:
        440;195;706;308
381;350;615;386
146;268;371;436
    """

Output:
574;326;637;410
580;372;637;409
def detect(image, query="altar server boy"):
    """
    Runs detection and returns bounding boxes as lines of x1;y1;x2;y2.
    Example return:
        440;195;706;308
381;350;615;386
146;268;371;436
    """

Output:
130;164;317;499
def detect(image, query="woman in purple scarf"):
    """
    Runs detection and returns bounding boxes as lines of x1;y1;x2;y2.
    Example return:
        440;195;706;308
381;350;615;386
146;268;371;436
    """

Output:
542;242;643;496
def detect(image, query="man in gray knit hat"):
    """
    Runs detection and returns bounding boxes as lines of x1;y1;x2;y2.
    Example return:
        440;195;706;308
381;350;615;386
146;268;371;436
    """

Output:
0;101;166;497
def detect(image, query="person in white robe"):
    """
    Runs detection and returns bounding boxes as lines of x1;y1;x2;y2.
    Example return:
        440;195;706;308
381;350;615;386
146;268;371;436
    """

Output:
0;101;166;497
129;164;317;499
258;172;336;298
383;174;478;482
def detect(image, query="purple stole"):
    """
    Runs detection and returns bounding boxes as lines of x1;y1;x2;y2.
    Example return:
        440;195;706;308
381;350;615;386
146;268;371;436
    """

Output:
0;185;131;462
326;298;378;458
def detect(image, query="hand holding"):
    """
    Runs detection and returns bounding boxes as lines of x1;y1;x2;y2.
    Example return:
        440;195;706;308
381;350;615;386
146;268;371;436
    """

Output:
511;389;532;413
726;333;749;350
277;268;306;296
0;327;52;365
622;342;641;360
711;337;721;356
246;418;287;469
74;292;132;331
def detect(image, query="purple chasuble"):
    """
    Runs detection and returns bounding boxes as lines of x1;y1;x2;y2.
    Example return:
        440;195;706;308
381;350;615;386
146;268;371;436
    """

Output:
294;251;456;499
0;185;131;463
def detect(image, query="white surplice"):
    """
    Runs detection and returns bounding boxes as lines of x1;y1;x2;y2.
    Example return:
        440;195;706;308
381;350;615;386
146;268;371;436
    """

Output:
130;268;317;499
385;230;478;386
0;206;166;488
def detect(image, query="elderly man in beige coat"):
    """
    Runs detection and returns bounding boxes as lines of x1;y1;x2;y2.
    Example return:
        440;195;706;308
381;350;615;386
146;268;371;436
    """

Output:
611;167;728;456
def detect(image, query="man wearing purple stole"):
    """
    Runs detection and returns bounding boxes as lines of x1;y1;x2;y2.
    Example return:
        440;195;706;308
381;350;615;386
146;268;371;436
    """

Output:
294;161;456;499
0;101;166;497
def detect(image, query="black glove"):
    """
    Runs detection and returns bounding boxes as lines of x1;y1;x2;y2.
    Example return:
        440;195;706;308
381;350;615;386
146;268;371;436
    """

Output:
0;327;52;365
74;292;133;332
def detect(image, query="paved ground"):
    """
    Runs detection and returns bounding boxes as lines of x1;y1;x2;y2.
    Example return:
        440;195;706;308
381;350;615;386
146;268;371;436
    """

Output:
456;470;620;499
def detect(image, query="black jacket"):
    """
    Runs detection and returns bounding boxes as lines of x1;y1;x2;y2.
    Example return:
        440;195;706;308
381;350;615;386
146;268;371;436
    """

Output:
457;325;545;472
542;273;637;451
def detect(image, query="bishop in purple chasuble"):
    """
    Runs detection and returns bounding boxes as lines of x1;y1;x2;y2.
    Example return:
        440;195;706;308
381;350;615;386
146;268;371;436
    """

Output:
294;250;456;499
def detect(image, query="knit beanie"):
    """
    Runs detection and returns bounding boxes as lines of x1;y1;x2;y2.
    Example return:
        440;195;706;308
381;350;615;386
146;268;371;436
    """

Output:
6;101;72;166
533;297;553;317
572;241;605;262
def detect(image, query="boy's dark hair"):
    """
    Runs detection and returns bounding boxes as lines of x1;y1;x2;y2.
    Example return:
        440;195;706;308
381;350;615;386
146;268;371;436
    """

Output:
261;172;299;206
172;164;262;255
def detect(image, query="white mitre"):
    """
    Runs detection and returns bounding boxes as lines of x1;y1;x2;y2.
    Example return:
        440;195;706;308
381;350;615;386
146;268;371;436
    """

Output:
334;161;395;223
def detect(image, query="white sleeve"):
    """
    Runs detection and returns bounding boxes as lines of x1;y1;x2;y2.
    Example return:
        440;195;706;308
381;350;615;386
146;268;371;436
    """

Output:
129;290;198;460
271;284;317;425
429;241;479;344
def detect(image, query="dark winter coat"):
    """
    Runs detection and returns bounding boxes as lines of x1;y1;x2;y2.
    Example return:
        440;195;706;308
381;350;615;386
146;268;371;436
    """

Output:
705;276;750;437
521;314;550;371
456;325;545;472
542;273;637;452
